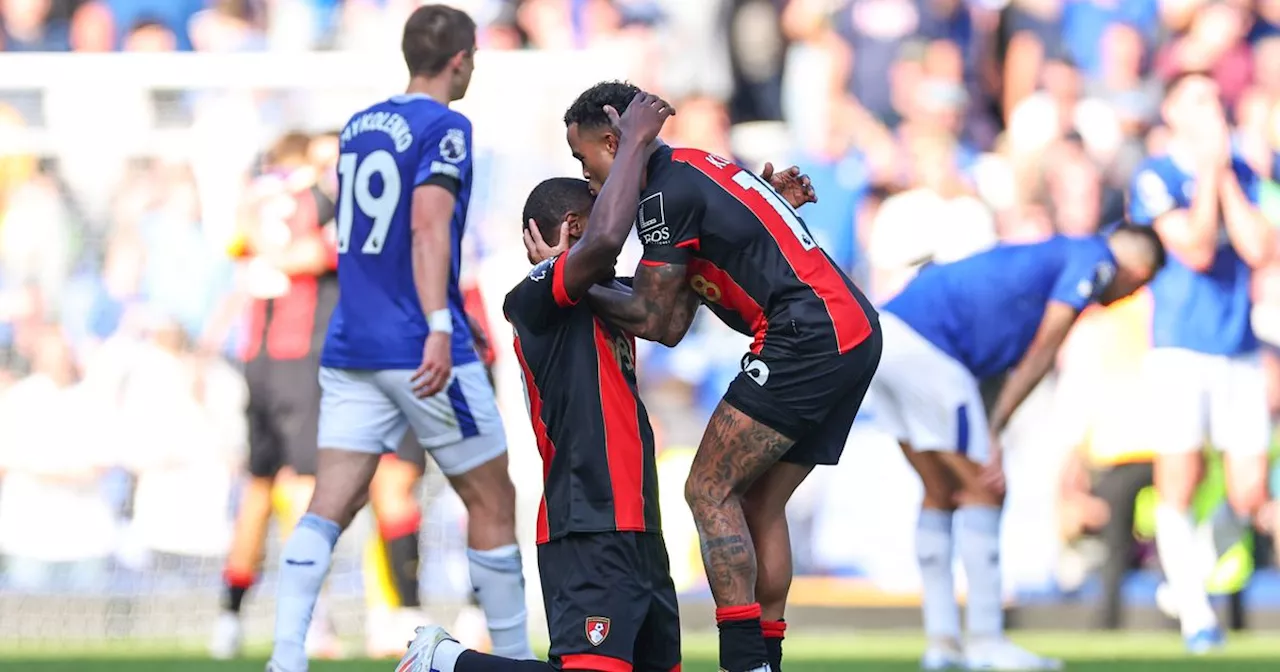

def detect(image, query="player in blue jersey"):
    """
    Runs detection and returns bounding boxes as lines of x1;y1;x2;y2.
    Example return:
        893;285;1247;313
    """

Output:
867;227;1165;670
267;7;532;672
1127;71;1276;654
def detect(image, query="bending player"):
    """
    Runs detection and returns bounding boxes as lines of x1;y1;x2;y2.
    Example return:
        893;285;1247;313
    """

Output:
557;80;881;672
1129;71;1275;653
268;6;532;671
868;225;1165;670
399;92;678;672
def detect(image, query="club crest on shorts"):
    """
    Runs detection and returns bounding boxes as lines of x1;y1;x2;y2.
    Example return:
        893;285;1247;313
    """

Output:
585;616;611;646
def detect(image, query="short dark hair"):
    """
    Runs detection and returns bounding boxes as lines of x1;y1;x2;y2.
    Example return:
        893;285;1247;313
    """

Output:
563;80;640;131
1110;222;1167;271
402;4;476;78
522;178;593;242
266;131;312;168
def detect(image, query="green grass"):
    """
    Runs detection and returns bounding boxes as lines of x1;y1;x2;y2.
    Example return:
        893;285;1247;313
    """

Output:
5;632;1280;671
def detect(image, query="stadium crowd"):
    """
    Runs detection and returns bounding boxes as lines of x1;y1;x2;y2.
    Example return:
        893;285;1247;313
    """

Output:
5;0;1280;639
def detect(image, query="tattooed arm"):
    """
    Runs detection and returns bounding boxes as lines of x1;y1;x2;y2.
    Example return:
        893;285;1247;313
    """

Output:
587;262;691;345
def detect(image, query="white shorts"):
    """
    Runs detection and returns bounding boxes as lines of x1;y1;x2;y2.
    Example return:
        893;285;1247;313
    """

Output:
317;361;507;476
865;312;990;461
1143;348;1269;456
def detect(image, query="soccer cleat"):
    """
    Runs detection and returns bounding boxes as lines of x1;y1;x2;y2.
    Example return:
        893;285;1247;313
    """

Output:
398;625;457;672
209;611;243;660
1184;627;1225;655
964;640;1064;670
921;643;965;670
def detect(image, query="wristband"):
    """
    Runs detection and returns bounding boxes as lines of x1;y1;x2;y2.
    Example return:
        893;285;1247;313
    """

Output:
428;309;454;334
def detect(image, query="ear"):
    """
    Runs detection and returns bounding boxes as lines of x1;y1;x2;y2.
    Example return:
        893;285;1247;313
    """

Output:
448;49;468;71
564;211;587;238
604;129;619;157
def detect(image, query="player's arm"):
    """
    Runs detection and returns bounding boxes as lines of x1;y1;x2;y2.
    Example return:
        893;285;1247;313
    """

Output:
555;119;658;301
986;300;1078;438
1219;161;1275;268
586;177;701;345
1130;168;1217;272
990;253;1113;436
412;114;474;336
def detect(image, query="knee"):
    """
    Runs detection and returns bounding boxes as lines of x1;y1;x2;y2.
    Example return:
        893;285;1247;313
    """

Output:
467;473;517;530
1227;483;1268;518
685;471;736;517
306;488;357;530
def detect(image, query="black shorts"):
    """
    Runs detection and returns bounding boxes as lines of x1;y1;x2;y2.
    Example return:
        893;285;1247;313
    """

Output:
723;321;883;466
392;429;427;471
539;532;680;672
245;356;322;478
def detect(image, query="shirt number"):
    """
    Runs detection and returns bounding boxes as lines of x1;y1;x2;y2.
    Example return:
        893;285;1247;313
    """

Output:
730;169;817;251
337;150;401;255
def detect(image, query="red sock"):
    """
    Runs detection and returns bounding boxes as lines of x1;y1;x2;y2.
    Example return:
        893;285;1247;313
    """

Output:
762;619;786;671
716;603;769;671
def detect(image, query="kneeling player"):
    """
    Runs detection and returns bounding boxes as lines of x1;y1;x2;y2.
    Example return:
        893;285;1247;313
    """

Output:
400;94;678;672
868;224;1165;670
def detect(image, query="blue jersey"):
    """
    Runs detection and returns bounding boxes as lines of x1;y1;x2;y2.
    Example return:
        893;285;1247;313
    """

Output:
1127;154;1258;356
886;236;1116;378
321;94;479;370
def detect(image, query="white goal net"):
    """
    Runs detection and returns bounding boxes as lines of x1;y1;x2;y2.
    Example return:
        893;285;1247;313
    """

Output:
0;49;631;651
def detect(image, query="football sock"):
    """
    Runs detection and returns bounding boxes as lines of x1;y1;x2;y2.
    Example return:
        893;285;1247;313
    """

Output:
468;545;535;658
380;513;423;608
956;505;1003;643
1203;502;1249;560
433;641;554;672
716;603;771;672
1156;504;1218;636
221;567;255;614
762;619;786;672
270;513;341;672
916;509;961;647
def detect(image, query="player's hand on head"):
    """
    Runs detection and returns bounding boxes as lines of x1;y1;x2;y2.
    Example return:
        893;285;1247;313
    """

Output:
605;91;675;147
412;332;453;399
762;162;818;209
524;219;569;264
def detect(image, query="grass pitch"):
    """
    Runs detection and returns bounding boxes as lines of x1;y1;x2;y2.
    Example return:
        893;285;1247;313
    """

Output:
4;631;1280;671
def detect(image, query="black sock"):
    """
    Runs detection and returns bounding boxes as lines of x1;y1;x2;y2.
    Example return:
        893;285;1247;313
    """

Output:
763;619;786;672
221;569;254;614
384;530;422;608
716;604;770;672
456;650;554;672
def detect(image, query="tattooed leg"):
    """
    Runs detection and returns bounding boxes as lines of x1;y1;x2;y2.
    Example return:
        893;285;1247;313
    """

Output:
688;400;793;672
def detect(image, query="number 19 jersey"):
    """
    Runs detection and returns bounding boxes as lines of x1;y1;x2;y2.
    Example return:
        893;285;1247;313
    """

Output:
322;94;479;370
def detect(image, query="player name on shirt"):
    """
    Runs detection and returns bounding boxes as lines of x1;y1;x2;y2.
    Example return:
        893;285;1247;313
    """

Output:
504;254;661;544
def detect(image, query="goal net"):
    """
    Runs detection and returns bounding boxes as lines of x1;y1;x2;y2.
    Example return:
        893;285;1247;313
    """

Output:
0;49;631;652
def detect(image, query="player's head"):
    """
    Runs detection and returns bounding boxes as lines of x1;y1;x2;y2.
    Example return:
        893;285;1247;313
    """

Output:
1161;70;1222;134
564;80;641;195
1101;223;1166;305
265;131;313;172
522;177;595;264
402;4;477;102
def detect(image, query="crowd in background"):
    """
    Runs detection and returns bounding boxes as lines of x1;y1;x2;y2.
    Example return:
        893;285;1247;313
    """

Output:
6;0;1280;632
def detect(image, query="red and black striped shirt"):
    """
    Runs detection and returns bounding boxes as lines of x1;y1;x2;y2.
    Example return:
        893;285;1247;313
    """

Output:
504;254;661;544
638;145;878;358
241;184;339;363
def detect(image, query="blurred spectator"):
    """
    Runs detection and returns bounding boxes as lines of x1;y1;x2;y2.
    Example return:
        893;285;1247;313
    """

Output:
0;324;115;590
1;0;70;51
69;1;115;52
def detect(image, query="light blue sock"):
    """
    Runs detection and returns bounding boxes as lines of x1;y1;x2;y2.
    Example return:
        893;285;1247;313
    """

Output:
468;544;534;658
270;514;341;672
916;509;961;646
956;505;1004;643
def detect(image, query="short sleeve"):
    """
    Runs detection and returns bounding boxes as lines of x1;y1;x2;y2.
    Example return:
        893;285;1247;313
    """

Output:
1129;167;1175;226
638;181;703;267
414;110;472;194
502;253;576;333
1050;246;1116;312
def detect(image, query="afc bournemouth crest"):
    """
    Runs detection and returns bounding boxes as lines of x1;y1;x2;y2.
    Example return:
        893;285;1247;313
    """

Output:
585;616;611;646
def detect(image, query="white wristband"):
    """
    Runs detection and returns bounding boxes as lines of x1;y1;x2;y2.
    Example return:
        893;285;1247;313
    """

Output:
428;309;453;334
